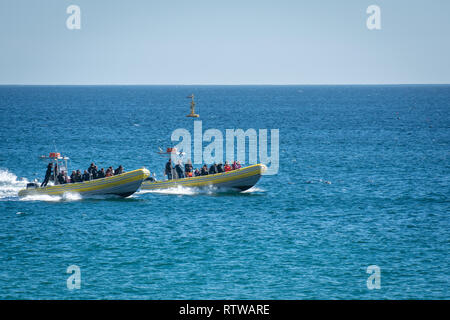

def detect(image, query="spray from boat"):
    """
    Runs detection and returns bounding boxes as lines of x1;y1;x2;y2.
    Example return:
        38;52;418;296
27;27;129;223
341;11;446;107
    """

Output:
138;184;265;196
0;169;29;200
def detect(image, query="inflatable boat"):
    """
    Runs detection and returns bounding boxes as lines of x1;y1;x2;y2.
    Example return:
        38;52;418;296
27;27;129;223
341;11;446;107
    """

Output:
141;164;266;191
19;168;150;198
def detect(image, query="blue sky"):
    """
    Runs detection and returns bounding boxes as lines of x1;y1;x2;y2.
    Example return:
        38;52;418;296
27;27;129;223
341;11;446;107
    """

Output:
0;0;449;84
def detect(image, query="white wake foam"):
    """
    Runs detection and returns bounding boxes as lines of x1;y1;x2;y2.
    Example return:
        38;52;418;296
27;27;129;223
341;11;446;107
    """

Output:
241;186;265;193
19;192;82;202
138;184;265;196
0;169;29;200
138;185;210;196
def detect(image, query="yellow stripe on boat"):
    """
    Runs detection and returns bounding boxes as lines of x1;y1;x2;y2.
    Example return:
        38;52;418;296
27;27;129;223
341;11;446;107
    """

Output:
141;164;266;191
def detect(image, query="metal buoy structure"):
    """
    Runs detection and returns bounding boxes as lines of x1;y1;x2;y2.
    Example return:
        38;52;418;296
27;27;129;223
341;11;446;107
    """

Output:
186;94;199;118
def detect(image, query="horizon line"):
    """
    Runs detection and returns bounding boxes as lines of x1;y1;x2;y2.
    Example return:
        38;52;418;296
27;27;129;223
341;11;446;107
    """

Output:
1;83;449;86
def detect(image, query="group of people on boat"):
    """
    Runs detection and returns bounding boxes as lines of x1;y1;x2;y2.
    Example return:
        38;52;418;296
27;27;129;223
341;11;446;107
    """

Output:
41;162;124;187
164;159;242;180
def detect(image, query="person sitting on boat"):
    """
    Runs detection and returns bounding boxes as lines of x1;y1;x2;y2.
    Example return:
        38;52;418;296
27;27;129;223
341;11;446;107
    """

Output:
88;163;97;178
232;161;237;170
224;161;232;172
165;159;173;180
41;163;53;187
57;171;67;184
91;165;99;179
209;163;217;174
70;171;77;183
82;170;91;181
97;168;105;179
184;160;193;176
175;161;184;179
75;169;82;182
194;168;200;176
217;163;224;173
115;165;124;175
235;161;242;169
105;168;113;177
201;165;209;175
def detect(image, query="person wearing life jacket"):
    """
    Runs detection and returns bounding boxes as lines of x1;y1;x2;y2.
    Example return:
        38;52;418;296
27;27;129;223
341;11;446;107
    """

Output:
184;159;193;176
235;161;242;169
105;168;113;177
41;163;53;187
201;165;209;175
224;161;232;172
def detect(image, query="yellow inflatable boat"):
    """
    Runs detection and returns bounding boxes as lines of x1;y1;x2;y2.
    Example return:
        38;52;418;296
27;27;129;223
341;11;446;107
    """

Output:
141;164;266;191
19;168;150;198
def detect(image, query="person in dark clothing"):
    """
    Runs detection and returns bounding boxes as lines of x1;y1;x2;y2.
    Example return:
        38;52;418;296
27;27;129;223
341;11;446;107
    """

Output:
201;165;209;176
88;163;96;176
75;170;82;182
165;159;173;180
184;160;193;175
70;171;77;183
97;168;105;179
57;171;66;184
209;163;217;174
217;163;224;173
194;168;200;177
89;165;98;180
174;162;184;179
82;170;90;182
53;163;59;184
41;163;53;187
115;165;123;175
92;166;98;179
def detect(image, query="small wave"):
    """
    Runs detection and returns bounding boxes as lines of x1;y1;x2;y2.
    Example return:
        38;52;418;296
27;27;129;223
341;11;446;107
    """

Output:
305;178;332;185
139;185;264;196
139;185;207;196
0;169;29;200
241;186;265;193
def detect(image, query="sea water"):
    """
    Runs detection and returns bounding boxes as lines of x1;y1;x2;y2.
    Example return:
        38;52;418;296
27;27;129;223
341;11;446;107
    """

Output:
0;85;448;299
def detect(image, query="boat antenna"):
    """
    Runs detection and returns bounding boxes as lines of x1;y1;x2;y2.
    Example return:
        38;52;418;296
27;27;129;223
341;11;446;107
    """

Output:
53;140;57;153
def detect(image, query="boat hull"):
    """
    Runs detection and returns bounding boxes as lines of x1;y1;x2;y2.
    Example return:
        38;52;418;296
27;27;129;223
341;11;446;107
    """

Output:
18;168;150;198
141;164;266;191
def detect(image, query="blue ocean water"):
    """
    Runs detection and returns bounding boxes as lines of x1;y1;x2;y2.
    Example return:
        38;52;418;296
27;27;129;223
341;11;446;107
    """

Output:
0;85;449;299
